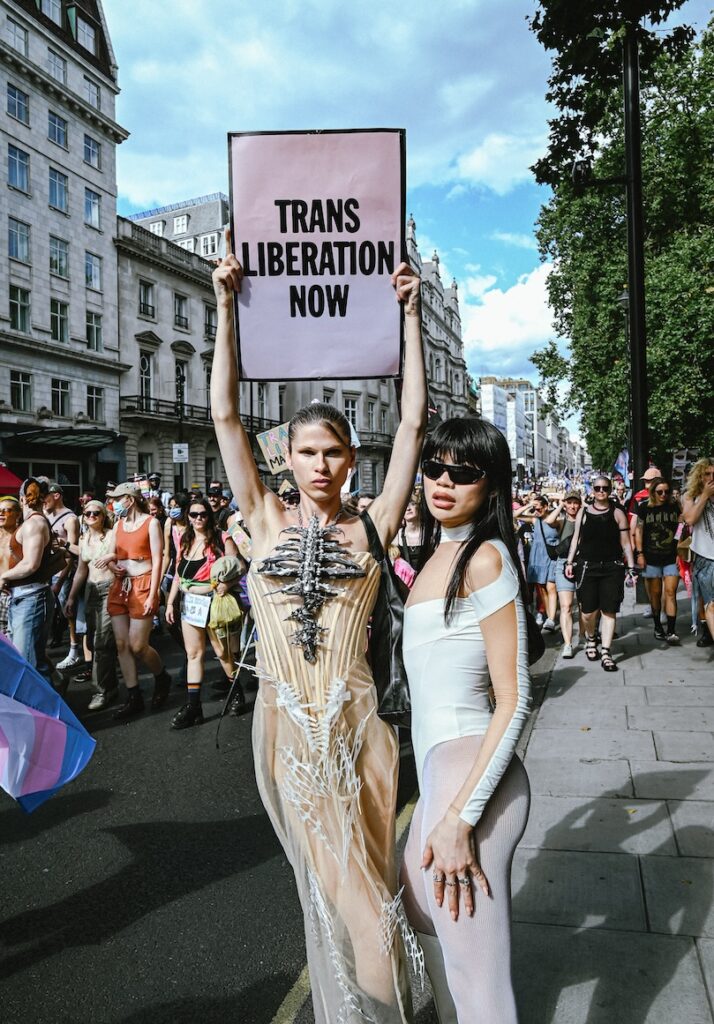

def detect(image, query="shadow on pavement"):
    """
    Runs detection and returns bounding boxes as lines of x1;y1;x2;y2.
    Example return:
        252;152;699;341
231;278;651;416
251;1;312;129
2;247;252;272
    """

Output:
115;976;295;1024
0;813;280;979
0;788;112;845
513;769;712;1023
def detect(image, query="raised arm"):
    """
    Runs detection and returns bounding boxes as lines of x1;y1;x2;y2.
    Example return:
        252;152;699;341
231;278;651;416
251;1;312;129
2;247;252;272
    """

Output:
210;230;276;531
544;499;564;526
683;478;714;526
366;263;427;548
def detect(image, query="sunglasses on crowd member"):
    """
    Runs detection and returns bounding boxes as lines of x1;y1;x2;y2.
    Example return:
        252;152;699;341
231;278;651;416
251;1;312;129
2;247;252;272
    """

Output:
188;510;208;519
84;510;102;518
422;460;486;486
592;485;611;493
655;488;670;496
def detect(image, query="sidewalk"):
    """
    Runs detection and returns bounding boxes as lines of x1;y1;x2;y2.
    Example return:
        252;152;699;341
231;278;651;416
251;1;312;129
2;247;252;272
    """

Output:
512;591;714;1023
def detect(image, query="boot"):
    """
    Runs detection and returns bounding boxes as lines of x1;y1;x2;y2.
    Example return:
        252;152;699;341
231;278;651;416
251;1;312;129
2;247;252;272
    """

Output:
696;622;713;647
417;932;458;1024
171;703;204;730
113;687;145;721
228;678;249;716
151;668;172;709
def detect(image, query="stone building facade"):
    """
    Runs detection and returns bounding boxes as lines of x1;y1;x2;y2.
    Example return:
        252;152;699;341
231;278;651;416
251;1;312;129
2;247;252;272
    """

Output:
1;0;128;503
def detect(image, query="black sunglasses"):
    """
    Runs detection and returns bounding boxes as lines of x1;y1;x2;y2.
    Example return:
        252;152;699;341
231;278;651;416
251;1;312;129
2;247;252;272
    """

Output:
655;488;670;495
188;511;208;519
593;485;611;492
422;459;486;485
84;510;102;518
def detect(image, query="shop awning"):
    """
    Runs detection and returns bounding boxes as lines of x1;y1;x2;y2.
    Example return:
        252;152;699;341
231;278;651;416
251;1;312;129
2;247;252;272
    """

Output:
0;464;23;494
0;427;123;451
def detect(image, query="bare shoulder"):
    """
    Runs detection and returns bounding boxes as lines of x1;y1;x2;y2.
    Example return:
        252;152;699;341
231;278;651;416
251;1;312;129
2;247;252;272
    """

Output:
466;540;504;591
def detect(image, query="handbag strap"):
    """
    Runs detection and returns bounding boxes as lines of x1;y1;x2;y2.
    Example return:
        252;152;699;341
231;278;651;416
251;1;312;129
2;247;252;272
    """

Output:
360;509;385;562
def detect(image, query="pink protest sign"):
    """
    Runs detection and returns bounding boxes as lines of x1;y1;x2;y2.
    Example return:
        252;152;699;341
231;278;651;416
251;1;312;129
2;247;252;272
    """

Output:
228;129;406;381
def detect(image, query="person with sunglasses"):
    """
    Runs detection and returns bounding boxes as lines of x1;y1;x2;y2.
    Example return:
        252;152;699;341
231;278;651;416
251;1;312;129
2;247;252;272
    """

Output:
682;457;714;647
95;483;172;720
165;498;233;729
544;491;583;658
634;477;682;644
513;494;559;632
565;476;635;670
400;418;531;1024
65;502;118;709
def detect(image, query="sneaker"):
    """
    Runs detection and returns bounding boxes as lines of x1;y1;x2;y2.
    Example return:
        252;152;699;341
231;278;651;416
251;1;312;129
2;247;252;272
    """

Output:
542;618;557;633
88;689;117;711
74;665;93;683
535;612;545;626
113;689;145;721
562;643;574;659
665;632;680;646
56;648;82;670
654;625;667;641
171;703;204;730
642;607;653;619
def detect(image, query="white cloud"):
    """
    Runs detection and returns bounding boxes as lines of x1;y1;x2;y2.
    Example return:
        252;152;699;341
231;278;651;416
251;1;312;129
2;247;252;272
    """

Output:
490;230;538;250
455;132;546;195
462;263;554;377
463;274;498;299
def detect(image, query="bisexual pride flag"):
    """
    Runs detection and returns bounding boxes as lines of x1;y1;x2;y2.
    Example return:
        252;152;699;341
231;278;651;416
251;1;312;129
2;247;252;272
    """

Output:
0;633;96;813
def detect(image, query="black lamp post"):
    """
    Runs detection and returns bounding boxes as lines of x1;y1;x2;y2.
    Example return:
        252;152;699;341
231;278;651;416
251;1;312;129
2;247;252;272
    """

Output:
175;366;186;490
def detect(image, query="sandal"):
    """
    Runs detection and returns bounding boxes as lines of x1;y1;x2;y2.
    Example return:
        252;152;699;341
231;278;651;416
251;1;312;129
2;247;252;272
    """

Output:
600;647;618;672
585;634;599;661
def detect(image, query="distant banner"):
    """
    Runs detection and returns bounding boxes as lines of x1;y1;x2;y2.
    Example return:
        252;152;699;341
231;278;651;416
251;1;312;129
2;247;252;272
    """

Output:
256;421;291;475
228;129;406;381
671;448;699;483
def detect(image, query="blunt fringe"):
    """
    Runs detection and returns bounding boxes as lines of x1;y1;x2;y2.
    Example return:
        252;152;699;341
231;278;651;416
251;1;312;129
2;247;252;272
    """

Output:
419;417;529;621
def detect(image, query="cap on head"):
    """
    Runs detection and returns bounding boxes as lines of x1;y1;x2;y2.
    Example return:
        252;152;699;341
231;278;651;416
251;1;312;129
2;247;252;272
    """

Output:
565;491;582;503
47;483;63;496
641;467;661;481
84;500;107;514
106;482;142;499
207;486;222;497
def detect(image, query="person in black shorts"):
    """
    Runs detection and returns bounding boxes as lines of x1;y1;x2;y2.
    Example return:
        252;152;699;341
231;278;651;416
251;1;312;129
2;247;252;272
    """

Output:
635;476;682;644
565;475;636;671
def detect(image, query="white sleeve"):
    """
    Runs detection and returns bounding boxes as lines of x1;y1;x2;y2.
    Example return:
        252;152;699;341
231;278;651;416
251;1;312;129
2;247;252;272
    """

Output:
461;547;532;827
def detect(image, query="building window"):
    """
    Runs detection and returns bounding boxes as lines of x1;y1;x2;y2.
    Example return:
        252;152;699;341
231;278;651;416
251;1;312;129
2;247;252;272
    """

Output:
85;252;102;291
83;77;101;110
51;378;70;417
368;401;375;431
47;49;66;83
380;408;388;433
278;386;286;422
86;311;102;351
258;383;267;419
204;364;212;410
87;386;104;422
175;360;188;406
148;221;163;237
139;281;155;317
50;298;69;343
176;238;195;252
7;83;29;125
9;218;30;263
9;286;30;333
48;111;67;147
84;188;101;229
174;293;189;328
204;304;217;339
344;398;357;429
7;18;29;56
200;233;218;258
49;168;68;212
173;215;188;234
10;371;32;411
139;351;153;403
77;17;96;54
323;389;334;405
8;145;30;192
83;134;101;169
41;0;62;25
49;236;69;278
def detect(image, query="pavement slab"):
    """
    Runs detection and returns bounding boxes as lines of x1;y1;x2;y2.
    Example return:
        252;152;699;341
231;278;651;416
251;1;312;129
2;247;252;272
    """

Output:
520;795;676;855
624;669;695;687
631;762;714;801
668;802;714;857
698;938;714;1009
527;727;657;761
654;732;714;763
512;924;713;1024
523;756;634;798
547;682;647;706
641;855;714;937
646;686;714;707
534;704;628;730
628;707;714;732
511;848;646;930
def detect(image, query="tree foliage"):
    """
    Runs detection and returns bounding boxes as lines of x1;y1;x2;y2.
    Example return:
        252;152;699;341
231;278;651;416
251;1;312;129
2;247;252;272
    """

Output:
530;15;714;469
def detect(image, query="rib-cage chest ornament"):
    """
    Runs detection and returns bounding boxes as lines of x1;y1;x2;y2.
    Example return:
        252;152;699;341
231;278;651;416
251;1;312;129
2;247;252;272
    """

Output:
257;514;366;662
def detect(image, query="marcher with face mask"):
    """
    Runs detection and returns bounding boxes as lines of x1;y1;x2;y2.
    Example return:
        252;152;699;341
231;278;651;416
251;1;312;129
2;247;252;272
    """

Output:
211;237;426;1024
95;483;171;720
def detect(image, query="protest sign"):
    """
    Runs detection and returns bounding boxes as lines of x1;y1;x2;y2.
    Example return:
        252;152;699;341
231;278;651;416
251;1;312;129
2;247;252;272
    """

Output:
181;592;212;628
228;128;406;381
256;421;291;475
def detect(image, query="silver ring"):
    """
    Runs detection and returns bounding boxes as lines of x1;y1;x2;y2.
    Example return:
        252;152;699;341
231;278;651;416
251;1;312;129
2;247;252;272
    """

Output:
432;872;445;883
445;880;457;888
458;876;470;887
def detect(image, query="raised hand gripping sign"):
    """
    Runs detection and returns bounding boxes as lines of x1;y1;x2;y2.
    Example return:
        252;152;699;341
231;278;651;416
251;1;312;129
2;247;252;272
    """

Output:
228;129;406;381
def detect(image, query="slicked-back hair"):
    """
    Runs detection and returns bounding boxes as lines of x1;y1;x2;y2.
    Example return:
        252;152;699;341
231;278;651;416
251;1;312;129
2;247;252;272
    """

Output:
288;403;353;452
419;417;529;621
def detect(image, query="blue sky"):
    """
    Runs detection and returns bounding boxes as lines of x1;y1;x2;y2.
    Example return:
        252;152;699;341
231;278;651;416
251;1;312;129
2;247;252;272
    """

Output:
105;0;712;423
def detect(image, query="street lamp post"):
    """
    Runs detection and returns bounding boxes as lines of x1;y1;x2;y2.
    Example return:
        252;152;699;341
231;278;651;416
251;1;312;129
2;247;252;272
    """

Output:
617;287;633;481
176;366;186;491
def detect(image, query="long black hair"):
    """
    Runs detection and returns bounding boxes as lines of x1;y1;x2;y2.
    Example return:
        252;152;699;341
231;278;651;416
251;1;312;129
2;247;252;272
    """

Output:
419;417;529;621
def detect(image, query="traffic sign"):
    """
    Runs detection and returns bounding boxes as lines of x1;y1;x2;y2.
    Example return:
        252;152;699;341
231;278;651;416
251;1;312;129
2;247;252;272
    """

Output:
173;443;189;463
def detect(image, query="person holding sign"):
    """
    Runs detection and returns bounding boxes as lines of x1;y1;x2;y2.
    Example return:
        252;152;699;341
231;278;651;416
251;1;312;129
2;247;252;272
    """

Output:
165;498;245;729
211;231;426;1024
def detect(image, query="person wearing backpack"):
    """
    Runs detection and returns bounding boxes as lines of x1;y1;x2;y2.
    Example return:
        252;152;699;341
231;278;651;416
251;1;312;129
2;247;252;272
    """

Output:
545;491;582;658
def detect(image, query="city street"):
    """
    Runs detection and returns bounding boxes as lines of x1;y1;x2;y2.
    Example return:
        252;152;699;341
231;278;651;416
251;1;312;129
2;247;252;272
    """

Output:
3;593;713;1023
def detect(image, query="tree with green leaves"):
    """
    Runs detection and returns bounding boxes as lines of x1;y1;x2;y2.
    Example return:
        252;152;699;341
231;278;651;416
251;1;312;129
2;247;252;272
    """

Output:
528;3;713;470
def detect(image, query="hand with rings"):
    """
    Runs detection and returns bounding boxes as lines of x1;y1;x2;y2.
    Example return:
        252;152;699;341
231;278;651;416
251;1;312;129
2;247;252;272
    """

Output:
422;808;490;921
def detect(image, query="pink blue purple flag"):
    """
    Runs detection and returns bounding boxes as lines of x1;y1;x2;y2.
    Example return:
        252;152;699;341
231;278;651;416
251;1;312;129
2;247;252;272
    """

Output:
0;633;96;813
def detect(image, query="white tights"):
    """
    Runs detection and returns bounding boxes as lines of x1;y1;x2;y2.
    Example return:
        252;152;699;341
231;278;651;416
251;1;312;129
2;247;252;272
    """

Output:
400;736;530;1024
